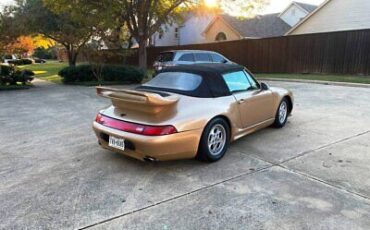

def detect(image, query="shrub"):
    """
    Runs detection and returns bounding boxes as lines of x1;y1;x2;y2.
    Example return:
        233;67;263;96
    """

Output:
7;59;33;65
58;64;145;84
0;65;13;76
7;60;21;65
0;65;34;85
14;69;35;83
58;64;93;82
33;47;57;60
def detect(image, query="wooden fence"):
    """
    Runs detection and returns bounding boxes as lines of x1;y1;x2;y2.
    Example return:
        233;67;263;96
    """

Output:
113;29;370;75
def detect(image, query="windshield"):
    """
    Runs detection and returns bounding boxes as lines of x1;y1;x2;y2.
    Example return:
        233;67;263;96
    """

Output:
143;72;202;91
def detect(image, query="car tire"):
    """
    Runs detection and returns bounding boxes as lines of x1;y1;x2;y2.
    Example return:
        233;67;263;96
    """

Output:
197;118;230;162
273;98;289;128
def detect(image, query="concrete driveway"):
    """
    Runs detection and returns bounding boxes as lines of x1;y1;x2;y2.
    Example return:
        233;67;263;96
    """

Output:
0;80;369;229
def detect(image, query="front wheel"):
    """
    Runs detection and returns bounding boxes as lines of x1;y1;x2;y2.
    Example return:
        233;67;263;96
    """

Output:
273;98;289;128
197;118;230;162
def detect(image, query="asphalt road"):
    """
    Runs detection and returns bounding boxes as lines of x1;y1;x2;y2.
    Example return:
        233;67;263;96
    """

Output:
1;79;369;229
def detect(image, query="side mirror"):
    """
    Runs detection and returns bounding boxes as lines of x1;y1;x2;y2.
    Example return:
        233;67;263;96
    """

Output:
260;82;269;91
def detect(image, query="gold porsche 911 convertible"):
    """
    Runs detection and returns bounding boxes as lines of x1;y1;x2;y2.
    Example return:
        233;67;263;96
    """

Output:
93;64;293;162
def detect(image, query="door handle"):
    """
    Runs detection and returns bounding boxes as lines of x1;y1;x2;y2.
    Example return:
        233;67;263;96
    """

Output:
238;99;246;104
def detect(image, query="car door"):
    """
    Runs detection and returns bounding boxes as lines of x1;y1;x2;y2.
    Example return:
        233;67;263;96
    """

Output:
223;70;274;128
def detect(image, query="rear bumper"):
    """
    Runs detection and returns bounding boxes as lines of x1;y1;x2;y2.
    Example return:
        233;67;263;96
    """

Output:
93;122;202;161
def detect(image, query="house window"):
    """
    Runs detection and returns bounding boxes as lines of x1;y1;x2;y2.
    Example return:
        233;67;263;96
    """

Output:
215;32;227;41
158;31;163;39
291;8;296;16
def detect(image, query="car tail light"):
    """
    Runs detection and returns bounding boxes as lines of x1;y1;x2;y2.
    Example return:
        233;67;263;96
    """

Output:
142;125;177;136
95;114;177;136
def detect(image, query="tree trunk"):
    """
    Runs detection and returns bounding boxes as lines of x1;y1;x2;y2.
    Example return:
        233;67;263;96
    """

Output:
72;51;79;67
66;50;75;67
66;46;78;67
138;38;147;70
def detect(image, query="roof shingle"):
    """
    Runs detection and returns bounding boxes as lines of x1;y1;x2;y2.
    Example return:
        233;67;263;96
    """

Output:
221;14;292;38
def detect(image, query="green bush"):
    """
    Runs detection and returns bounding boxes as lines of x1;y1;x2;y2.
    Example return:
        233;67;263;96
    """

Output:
0;65;13;76
58;64;145;84
33;47;57;59
0;65;34;85
7;60;21;65
7;59;33;65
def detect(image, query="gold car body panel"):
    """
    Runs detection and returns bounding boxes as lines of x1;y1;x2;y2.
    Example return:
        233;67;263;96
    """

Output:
93;122;203;161
93;86;293;161
96;86;179;114
232;89;275;128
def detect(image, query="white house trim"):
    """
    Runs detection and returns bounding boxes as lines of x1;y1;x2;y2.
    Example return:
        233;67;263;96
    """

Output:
201;15;244;39
278;2;310;18
285;0;332;35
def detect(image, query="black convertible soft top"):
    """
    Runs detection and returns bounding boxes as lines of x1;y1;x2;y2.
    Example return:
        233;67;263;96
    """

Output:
137;64;246;98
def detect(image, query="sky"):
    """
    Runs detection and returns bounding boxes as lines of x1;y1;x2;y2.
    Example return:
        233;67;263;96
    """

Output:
0;0;326;13
0;0;15;6
0;0;15;10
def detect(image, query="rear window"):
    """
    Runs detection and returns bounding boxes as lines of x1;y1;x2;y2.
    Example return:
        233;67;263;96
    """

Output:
156;52;174;62
194;53;211;62
143;72;202;91
211;54;225;63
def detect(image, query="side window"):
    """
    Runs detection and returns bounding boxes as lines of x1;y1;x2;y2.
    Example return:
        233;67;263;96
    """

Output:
194;53;211;62
178;53;195;62
211;53;226;63
157;52;174;62
243;70;259;89
223;71;252;93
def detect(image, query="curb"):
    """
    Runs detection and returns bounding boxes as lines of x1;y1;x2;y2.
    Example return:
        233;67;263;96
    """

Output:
34;78;57;86
258;78;370;89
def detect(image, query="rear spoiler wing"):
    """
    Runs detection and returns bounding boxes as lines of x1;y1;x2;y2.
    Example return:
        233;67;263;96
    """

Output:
96;86;179;114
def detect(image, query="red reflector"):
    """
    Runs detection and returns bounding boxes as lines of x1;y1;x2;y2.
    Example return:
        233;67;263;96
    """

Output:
95;113;103;123
95;114;177;136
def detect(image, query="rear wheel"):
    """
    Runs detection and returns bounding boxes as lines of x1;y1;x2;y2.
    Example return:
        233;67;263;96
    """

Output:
197;118;230;162
273;98;289;128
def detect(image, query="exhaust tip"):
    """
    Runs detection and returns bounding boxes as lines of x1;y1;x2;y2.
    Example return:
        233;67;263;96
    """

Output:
143;156;158;162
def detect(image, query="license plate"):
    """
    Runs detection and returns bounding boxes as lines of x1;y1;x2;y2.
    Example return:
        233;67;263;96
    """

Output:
108;136;125;151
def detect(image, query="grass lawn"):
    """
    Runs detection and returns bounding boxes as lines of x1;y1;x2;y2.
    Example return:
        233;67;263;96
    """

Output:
255;73;370;84
18;61;67;84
